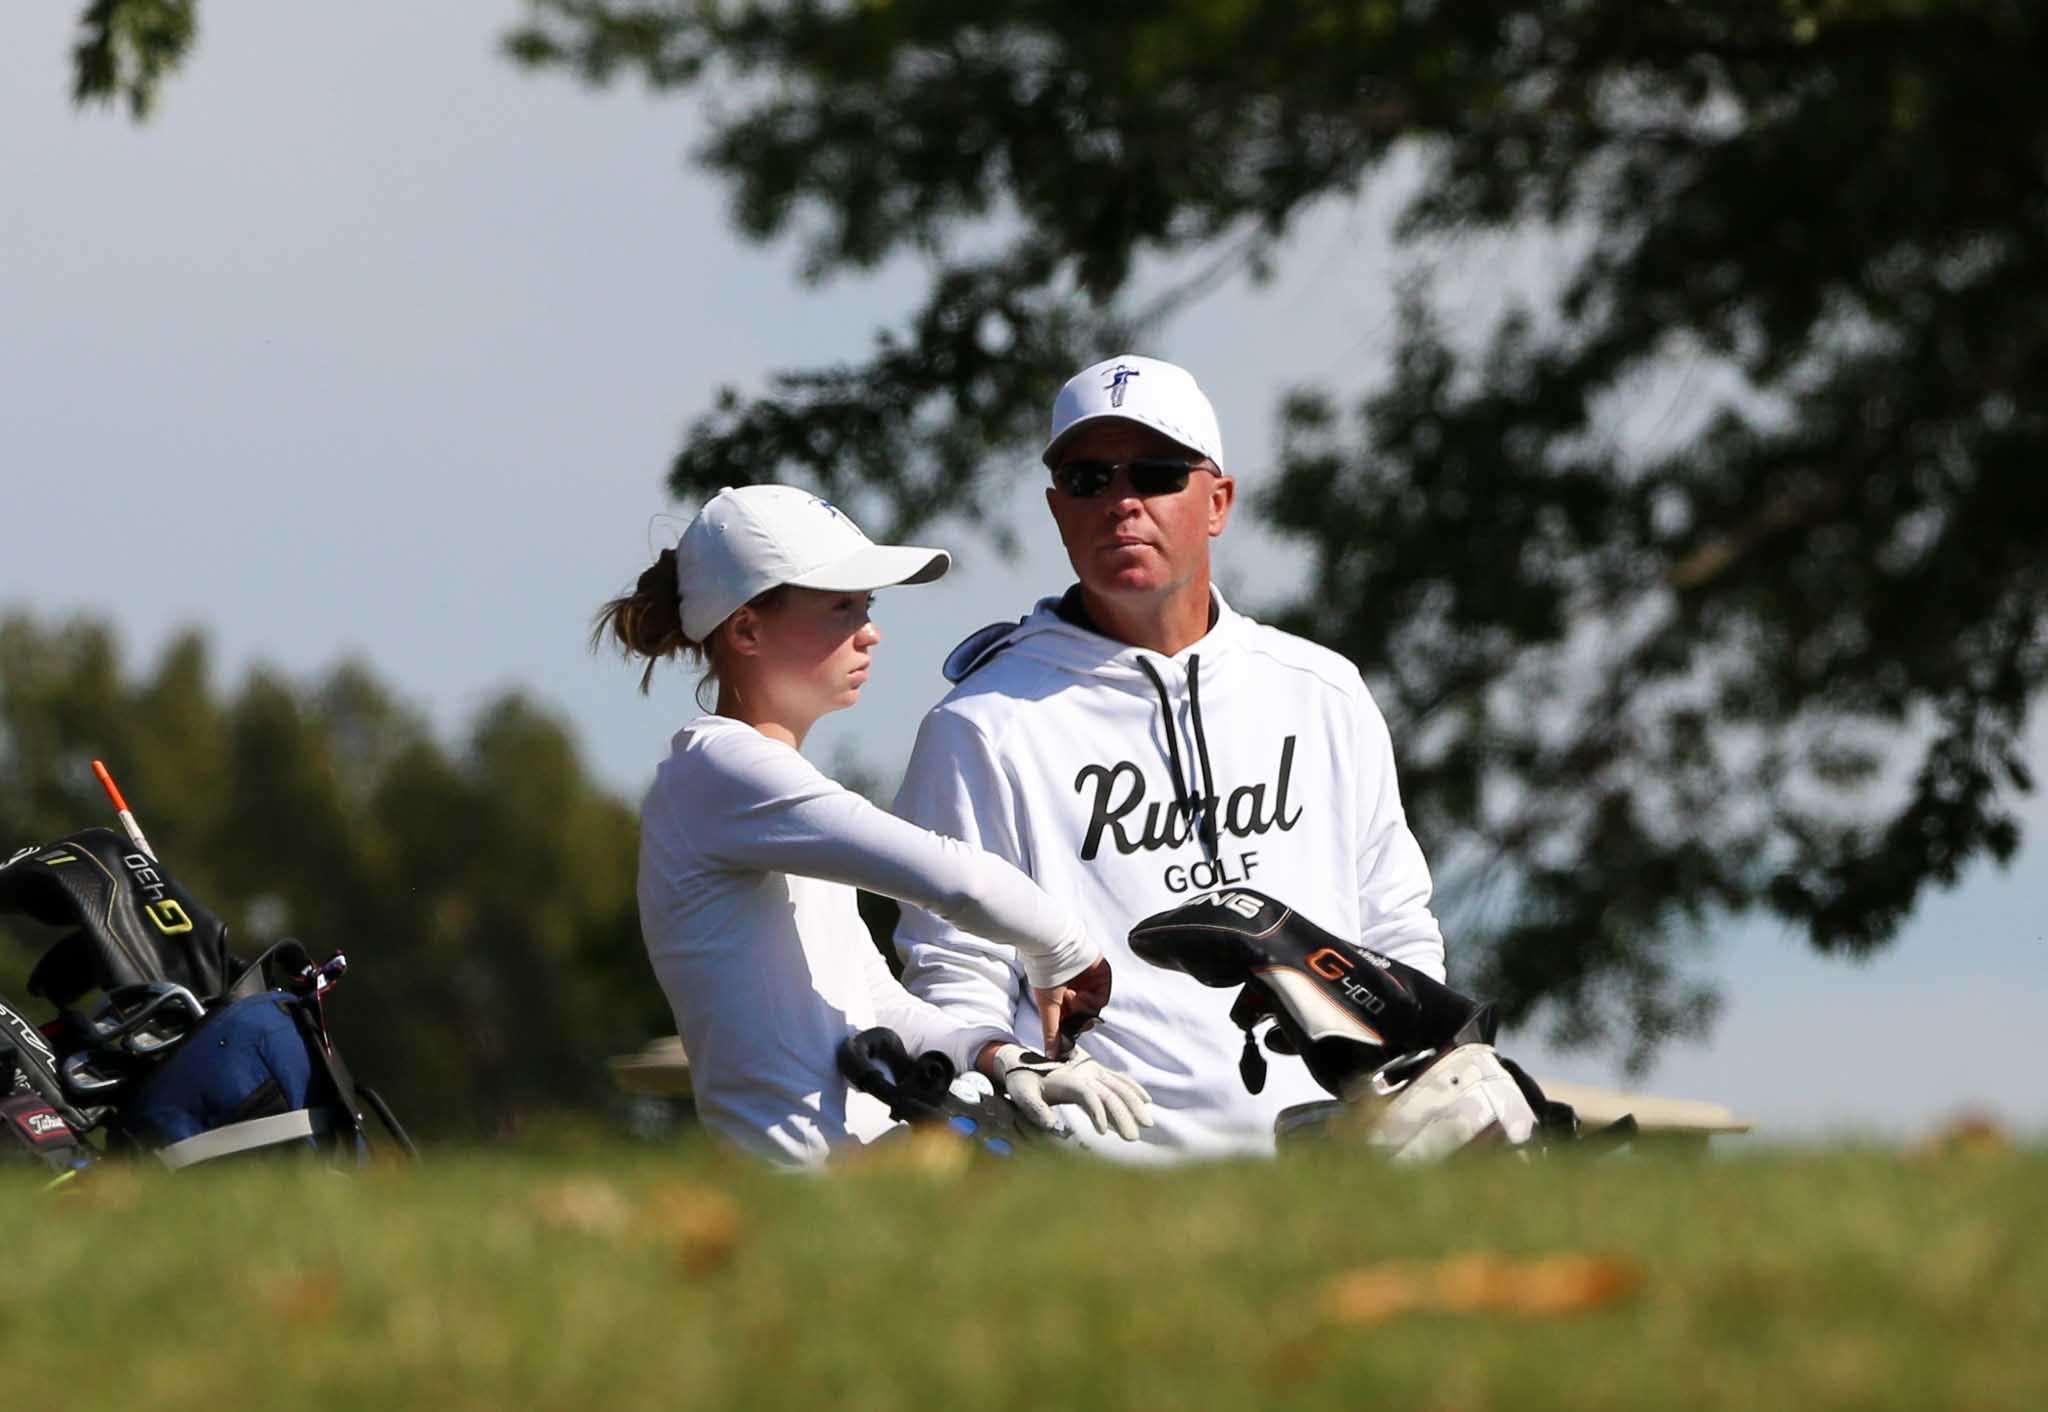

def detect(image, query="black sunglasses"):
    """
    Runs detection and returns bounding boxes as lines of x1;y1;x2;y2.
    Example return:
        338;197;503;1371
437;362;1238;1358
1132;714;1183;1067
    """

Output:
1050;456;1208;499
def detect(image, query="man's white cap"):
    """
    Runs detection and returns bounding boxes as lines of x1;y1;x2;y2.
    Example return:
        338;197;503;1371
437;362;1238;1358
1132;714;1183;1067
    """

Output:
1042;353;1225;472
676;484;949;643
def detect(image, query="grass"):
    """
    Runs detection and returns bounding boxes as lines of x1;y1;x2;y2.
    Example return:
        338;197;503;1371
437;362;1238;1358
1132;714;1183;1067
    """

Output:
2;1133;2043;1412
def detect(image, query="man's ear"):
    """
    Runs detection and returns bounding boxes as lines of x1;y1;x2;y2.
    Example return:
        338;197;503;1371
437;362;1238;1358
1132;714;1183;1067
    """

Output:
1208;475;1237;536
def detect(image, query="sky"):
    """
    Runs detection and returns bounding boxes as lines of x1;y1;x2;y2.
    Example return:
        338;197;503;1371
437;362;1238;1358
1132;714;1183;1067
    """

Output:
4;5;2042;1141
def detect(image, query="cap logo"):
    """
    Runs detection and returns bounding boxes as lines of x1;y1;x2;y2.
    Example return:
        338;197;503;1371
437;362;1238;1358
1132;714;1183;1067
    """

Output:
1103;363;1142;408
810;495;853;527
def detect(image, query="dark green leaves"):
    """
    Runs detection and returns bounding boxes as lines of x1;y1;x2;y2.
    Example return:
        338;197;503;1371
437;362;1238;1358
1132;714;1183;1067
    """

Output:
509;1;2048;1063
70;0;198;120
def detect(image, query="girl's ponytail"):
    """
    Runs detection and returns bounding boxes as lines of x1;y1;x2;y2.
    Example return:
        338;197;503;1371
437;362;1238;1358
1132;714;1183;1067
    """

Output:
593;548;701;695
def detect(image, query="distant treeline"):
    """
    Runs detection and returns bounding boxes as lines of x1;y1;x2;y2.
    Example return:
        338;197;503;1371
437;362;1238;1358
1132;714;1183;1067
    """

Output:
0;610;671;1136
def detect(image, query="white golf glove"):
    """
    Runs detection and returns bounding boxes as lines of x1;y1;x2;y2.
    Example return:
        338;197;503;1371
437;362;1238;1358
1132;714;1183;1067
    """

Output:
990;1044;1155;1142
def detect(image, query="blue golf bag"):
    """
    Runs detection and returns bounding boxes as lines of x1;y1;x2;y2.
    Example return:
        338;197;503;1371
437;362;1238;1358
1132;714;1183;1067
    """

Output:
0;828;411;1170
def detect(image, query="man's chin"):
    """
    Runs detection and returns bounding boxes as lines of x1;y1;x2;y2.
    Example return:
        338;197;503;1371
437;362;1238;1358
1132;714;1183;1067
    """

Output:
1084;570;1168;599
1084;547;1162;583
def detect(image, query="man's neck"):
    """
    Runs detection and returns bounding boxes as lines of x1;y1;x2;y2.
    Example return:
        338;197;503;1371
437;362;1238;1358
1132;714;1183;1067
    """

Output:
1064;581;1217;656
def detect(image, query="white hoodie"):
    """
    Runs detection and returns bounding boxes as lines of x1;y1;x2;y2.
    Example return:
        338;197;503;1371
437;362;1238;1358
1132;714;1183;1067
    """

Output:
893;588;1444;1160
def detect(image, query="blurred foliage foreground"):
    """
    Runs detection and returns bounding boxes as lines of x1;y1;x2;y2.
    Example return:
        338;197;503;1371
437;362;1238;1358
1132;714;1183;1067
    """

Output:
1;1136;2042;1412
0;610;672;1136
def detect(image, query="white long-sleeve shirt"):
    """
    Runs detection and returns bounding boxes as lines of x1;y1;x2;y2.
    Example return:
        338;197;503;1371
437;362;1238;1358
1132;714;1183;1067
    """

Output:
636;715;1097;1166
894;588;1443;1162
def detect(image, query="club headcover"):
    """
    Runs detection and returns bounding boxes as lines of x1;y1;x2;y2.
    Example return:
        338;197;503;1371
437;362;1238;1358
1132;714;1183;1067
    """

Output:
1129;888;1494;1099
1356;1043;1542;1161
1;830;236;1007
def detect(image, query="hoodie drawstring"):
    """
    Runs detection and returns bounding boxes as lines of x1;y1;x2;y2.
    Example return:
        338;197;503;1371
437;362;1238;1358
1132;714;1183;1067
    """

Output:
1137;655;1220;862
1186;654;1220;859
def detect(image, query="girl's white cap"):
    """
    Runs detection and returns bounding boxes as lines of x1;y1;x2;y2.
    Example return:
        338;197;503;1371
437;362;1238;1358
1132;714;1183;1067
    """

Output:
676;484;949;643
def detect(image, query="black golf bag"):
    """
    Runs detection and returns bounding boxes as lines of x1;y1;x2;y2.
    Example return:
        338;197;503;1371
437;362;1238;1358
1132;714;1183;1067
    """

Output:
0;827;411;1171
835;1028;1041;1157
1;995;95;1178
1128;889;1580;1152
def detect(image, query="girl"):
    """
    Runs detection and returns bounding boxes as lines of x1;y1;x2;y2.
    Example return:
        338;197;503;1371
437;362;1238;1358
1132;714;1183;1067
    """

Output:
598;485;1152;1165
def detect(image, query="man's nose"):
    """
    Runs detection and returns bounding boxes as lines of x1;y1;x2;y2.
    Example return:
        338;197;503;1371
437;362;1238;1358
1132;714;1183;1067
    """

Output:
1103;469;1145;508
857;618;882;646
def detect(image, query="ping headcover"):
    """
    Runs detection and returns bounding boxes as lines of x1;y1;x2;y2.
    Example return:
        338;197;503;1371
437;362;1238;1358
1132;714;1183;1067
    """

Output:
1128;888;1494;1100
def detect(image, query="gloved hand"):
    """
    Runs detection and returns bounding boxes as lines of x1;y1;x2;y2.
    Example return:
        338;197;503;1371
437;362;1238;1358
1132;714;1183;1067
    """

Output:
989;1044;1154;1142
1030;955;1112;1058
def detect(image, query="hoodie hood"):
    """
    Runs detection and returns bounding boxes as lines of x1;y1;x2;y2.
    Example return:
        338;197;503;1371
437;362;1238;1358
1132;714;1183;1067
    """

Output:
942;586;1251;688
945;587;1251;860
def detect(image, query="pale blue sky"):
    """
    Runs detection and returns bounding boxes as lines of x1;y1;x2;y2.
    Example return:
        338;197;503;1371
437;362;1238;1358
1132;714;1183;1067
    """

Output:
4;5;2041;1139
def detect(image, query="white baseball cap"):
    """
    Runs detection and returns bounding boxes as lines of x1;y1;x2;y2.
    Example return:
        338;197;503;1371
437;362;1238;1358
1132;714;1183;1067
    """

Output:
1041;354;1226;473
675;484;949;643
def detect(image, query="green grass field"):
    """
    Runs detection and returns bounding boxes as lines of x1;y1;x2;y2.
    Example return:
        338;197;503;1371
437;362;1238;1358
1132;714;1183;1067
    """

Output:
4;1135;2043;1412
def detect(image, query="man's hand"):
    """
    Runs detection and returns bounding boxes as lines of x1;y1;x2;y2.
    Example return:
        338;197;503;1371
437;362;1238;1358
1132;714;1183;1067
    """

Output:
1030;955;1112;1058
989;1043;1154;1142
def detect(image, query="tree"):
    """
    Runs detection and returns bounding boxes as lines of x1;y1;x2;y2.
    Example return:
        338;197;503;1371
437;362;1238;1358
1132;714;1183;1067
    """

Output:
68;0;197;119
0;612;667;1133
504;1;2048;1065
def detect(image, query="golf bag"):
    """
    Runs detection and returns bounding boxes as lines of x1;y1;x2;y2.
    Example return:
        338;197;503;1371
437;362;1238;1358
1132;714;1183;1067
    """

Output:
836;1028;1041;1157
1128;889;1580;1158
1;996;94;1177
0;827;411;1169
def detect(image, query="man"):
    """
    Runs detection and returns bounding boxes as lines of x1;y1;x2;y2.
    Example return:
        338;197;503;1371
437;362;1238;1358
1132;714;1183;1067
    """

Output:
892;353;1444;1158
